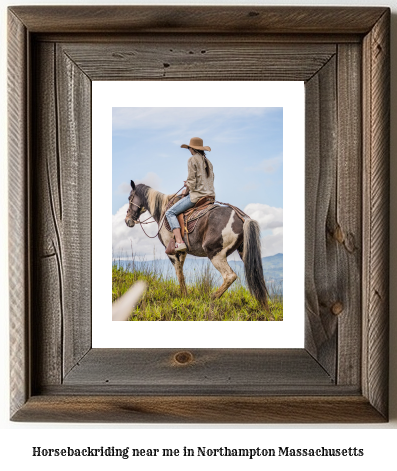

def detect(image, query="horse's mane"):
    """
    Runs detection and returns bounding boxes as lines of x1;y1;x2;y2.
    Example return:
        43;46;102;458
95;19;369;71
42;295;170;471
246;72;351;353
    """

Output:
135;183;168;223
135;183;184;222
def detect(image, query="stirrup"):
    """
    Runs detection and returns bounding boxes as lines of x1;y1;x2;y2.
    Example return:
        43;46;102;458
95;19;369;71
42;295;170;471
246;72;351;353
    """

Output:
175;242;187;252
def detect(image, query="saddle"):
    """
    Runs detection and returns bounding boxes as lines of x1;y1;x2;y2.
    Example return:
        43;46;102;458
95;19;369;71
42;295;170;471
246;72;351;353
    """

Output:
163;195;249;255
164;196;216;238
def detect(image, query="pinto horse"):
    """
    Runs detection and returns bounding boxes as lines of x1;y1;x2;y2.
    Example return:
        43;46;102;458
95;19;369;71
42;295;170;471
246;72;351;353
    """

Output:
125;181;269;309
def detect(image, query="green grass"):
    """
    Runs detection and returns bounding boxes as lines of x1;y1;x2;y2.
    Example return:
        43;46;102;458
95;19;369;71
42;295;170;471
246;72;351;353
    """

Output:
112;260;283;321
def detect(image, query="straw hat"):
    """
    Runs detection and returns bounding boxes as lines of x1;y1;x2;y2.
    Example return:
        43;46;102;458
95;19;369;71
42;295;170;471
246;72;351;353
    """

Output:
181;137;211;152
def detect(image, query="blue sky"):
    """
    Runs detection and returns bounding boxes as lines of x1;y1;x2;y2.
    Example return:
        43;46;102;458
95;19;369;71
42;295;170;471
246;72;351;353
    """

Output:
112;107;283;258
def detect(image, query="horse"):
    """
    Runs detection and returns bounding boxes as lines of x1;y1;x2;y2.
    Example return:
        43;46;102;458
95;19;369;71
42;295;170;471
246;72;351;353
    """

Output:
124;181;269;309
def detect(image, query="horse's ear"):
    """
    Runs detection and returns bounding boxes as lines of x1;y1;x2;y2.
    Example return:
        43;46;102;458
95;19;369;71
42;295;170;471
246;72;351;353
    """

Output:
130;180;136;190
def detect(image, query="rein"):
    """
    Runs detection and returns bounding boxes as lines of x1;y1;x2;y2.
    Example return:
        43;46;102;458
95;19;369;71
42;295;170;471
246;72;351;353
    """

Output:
129;186;250;241
134;185;185;239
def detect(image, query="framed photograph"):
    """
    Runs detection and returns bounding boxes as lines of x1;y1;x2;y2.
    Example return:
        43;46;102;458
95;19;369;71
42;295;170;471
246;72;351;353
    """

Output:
8;6;390;423
94;81;304;347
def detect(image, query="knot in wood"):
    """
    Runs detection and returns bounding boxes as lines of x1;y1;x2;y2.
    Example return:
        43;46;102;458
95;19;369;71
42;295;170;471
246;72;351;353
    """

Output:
174;351;193;365
333;225;344;244
331;302;344;316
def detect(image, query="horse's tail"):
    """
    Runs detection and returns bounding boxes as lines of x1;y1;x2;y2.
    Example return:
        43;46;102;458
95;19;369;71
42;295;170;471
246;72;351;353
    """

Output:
242;219;269;310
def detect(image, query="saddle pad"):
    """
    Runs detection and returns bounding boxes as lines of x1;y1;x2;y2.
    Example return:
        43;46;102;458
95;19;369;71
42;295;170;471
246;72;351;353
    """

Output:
163;199;217;234
185;205;218;233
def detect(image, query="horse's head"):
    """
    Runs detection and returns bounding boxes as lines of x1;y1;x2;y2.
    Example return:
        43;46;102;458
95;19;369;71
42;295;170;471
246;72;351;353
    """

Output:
125;180;146;228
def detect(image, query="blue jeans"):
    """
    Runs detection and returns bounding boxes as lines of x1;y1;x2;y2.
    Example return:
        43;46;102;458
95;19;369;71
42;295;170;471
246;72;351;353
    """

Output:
165;194;195;231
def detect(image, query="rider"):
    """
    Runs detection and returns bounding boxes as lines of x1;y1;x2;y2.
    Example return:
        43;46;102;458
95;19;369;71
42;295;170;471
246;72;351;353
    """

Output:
165;137;215;252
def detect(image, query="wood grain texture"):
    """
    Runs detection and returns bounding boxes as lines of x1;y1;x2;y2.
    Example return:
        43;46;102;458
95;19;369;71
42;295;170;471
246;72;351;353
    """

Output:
12;396;385;424
34;33;363;45
42;384;360;397
31;42;92;388
8;6;390;423
55;46;91;377
362;10;390;419
9;6;387;34
336;44;362;386
60;42;335;82
32;42;62;388
8;10;29;419
304;57;338;378
62;349;333;390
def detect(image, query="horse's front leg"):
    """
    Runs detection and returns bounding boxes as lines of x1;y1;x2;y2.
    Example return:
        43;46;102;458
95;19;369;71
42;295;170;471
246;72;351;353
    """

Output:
167;252;188;297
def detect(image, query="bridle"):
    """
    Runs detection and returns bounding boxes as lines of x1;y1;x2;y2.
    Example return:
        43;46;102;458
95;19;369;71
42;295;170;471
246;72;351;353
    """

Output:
126;189;160;236
127;190;145;222
125;185;185;238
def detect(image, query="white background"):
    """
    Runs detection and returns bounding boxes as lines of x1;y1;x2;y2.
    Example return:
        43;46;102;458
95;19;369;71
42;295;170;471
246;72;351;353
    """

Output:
1;0;396;469
92;81;304;348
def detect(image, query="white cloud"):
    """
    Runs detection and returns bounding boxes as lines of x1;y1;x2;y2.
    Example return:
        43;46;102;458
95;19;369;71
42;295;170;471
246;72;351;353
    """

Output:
113;201;283;261
117;181;132;195
261;228;283;257
244;203;283;231
117;172;162;196
112;204;166;260
136;172;162;190
244;203;283;257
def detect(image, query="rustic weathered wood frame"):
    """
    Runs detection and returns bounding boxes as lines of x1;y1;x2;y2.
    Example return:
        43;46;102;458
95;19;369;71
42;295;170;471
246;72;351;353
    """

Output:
8;6;390;423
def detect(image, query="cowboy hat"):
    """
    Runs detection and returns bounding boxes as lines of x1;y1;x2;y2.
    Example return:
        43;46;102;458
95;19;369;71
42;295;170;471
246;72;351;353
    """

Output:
181;137;211;152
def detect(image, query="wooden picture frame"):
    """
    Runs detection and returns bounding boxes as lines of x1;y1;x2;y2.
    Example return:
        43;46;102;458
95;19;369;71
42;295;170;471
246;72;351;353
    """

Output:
8;6;390;423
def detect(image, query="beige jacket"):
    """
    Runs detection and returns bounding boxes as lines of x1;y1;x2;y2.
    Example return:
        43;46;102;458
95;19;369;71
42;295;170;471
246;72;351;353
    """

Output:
185;152;215;203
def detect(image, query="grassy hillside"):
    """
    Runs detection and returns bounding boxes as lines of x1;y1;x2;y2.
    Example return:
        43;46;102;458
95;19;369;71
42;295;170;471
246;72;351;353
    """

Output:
112;260;283;321
115;252;283;288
